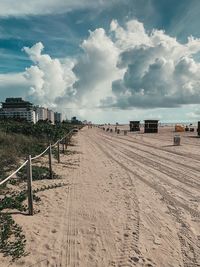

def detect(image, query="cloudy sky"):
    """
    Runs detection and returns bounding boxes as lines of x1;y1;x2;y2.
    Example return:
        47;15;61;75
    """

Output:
1;0;200;123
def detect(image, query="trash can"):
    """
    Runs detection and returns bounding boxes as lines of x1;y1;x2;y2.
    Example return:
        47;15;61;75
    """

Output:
174;135;181;146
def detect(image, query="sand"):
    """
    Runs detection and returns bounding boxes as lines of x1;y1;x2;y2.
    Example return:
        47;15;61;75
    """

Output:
1;126;200;267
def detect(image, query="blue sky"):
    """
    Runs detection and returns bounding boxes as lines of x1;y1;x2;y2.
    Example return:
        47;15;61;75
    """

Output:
0;0;193;72
0;0;200;123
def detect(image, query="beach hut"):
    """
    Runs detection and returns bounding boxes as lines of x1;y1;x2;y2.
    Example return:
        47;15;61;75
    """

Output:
130;121;140;132
144;120;159;133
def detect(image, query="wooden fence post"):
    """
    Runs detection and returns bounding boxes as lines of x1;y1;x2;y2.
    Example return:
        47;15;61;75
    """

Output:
62;139;65;154
57;141;60;163
48;144;53;179
27;155;33;216
68;134;71;145
65;137;68;149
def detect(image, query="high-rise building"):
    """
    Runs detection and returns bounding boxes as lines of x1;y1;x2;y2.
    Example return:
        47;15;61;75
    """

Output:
0;98;36;123
36;106;48;121
2;97;33;109
47;109;55;124
54;112;62;123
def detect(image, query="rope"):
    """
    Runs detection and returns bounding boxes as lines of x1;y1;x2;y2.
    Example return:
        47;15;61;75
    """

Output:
0;128;75;186
31;146;50;160
0;160;28;186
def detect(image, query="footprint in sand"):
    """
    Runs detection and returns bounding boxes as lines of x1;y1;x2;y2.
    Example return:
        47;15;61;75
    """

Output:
45;244;51;250
130;256;139;262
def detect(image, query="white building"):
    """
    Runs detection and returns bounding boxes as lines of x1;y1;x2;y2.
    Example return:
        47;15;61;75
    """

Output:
0;108;37;123
0;98;36;123
47;109;55;124
36;106;48;121
0;99;63;125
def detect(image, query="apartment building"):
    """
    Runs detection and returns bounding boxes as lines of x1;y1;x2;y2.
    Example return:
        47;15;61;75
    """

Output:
54;112;62;123
36;106;48;121
47;109;55;124
0;98;37;123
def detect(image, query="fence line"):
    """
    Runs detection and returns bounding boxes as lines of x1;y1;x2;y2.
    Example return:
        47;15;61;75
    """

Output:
31;146;50;160
0;128;75;215
0;160;28;186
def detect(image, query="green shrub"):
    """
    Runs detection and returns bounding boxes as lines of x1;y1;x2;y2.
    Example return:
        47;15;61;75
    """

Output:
0;214;27;261
0;191;27;212
18;165;59;181
0;120;79;180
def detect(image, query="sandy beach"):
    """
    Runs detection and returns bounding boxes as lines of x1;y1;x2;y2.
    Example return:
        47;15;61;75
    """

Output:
1;126;200;267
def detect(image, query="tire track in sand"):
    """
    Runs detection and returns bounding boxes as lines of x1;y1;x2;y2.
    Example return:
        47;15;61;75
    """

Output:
90;133;200;267
97;133;200;213
99;134;200;200
84;133;155;267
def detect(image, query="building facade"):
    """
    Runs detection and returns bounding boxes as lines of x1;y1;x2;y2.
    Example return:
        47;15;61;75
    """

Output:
0;98;36;123
47;109;55;124
54;112;62;123
0;98;63;124
2;97;33;109
36;106;48;121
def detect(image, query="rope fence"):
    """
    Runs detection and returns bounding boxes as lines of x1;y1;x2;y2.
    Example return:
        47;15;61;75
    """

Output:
0;129;75;216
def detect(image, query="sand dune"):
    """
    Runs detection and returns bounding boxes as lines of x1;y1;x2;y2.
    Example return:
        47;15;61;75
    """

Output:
1;126;200;266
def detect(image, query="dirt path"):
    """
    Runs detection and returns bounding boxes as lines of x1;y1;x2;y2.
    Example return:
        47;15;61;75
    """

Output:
1;127;200;267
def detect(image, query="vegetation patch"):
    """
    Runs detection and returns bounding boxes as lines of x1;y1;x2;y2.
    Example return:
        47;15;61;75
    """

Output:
64;150;81;156
18;165;60;181
0;191;27;212
0;214;27;261
52;147;59;160
0;190;41;261
0;120;82;181
33;182;68;194
0;120;83;262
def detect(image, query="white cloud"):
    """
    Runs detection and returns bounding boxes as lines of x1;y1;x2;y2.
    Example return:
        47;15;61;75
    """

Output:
23;42;77;108
110;19;151;50
104;19;200;109
2;18;200;122
20;27;122;118
71;28;123;108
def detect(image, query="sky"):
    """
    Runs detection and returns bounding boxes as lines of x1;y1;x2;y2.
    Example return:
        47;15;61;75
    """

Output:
1;0;200;123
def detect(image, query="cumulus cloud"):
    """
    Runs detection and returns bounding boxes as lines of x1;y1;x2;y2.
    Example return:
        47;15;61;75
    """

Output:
20;30;122;113
103;19;200;109
2;18;200;121
71;28;123;107
22;42;76;108
110;19;151;50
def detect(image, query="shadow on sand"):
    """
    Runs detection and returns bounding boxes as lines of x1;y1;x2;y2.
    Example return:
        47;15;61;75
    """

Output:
0;210;28;216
